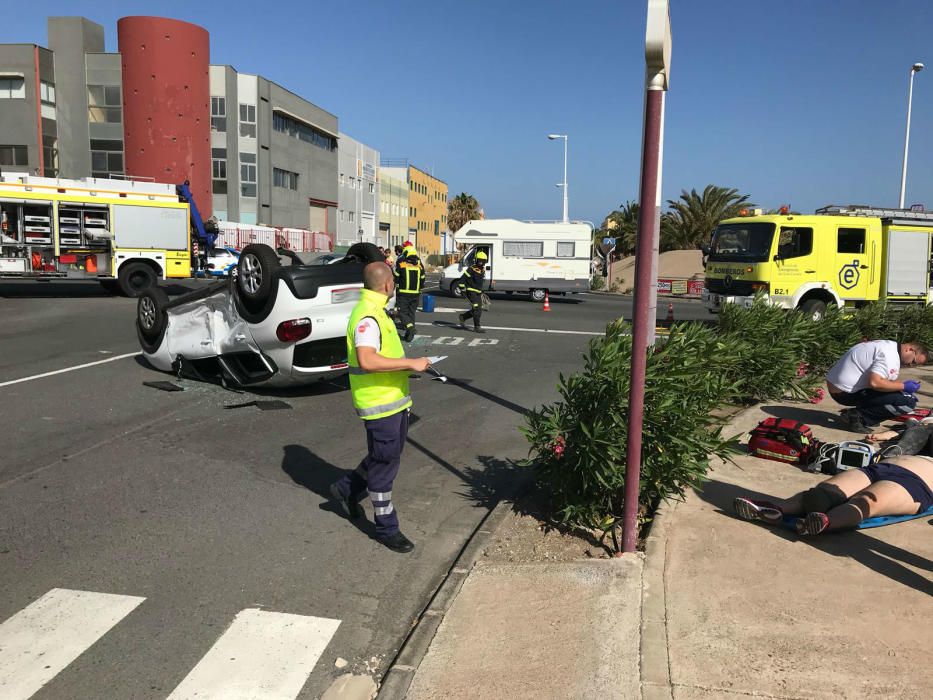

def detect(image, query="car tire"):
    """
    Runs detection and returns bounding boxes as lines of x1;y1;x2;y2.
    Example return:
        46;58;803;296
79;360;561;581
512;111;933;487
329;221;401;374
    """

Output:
530;288;547;302
237;244;280;307
449;279;464;298
118;262;157;297
136;286;170;354
344;242;386;264
800;298;827;321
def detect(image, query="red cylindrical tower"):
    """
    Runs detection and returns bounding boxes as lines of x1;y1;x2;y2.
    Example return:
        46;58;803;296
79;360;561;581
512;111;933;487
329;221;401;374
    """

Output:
118;16;211;217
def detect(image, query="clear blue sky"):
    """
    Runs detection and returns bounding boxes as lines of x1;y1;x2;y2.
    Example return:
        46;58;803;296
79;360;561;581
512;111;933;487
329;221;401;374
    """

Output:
9;0;933;224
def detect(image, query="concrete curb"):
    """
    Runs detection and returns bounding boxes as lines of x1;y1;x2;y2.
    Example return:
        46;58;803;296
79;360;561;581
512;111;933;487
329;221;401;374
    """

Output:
377;498;517;699
639;498;679;700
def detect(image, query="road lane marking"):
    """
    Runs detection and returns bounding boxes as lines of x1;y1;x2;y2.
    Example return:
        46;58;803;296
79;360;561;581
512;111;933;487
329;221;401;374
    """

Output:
0;588;145;700
0;352;140;388
167;608;340;700
416;322;603;336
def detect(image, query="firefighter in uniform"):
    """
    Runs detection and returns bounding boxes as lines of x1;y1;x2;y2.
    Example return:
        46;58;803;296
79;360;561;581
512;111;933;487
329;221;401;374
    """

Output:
330;262;430;553
394;245;425;342
457;250;488;333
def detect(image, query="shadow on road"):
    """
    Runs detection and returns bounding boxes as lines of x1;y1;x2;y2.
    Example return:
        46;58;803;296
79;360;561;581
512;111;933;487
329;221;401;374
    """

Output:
0;281;196;298
696;478;933;597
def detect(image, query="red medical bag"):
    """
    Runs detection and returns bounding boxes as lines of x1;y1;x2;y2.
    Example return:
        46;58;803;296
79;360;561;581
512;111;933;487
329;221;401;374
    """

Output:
748;418;815;465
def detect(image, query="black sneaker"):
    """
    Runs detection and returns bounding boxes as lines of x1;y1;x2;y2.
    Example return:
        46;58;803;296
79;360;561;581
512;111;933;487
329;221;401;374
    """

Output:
330;483;365;520
377;531;415;553
842;409;869;433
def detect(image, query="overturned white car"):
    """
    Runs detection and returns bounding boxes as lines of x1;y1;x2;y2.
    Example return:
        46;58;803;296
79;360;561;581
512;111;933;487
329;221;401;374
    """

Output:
136;242;384;388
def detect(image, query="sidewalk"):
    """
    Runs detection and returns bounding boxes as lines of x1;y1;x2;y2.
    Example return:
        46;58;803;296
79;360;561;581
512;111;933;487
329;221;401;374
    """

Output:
384;368;932;699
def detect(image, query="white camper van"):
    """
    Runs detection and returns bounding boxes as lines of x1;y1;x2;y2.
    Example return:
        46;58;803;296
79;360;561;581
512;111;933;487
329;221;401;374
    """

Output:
442;219;592;301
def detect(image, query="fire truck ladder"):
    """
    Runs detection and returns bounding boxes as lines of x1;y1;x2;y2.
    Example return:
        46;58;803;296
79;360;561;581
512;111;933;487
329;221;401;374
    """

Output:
816;204;933;223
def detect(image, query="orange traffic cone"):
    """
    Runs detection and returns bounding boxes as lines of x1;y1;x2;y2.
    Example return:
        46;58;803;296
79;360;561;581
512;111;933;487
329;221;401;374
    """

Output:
542;291;551;312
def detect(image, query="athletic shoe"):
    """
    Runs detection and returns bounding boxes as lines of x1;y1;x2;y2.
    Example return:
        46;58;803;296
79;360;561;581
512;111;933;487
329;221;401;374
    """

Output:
795;512;830;536
377;531;415;553
330;483;365;520
733;498;784;525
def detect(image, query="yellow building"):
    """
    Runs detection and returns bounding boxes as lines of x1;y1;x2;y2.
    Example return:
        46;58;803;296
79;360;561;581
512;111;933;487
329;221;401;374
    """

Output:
408;165;448;260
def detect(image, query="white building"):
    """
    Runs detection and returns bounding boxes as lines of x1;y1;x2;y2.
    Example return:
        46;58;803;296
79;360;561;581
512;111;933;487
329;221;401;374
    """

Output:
337;133;380;248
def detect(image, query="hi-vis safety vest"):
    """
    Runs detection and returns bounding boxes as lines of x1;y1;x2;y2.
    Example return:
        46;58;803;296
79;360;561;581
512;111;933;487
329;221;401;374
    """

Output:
347;288;412;420
396;261;424;294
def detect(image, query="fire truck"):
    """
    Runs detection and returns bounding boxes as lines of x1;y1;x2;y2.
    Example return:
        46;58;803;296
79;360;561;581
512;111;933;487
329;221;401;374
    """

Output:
703;205;933;319
0;174;214;296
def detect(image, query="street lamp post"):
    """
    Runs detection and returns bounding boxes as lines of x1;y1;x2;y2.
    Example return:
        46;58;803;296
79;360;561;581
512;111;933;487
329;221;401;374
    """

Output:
899;62;924;209
548;134;569;223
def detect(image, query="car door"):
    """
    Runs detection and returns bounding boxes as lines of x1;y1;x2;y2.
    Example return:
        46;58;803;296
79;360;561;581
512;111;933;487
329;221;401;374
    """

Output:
770;225;815;297
834;225;871;300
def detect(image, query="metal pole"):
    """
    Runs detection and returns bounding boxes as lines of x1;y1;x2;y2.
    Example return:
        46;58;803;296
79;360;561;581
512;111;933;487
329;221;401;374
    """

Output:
562;136;569;223
621;76;665;554
899;67;919;209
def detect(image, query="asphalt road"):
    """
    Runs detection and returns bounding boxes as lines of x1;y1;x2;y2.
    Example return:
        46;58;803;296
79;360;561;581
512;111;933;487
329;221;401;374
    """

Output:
0;278;709;699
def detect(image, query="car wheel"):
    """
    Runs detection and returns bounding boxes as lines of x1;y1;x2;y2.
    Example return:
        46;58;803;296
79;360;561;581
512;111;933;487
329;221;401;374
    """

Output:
118;262;157;297
799;298;827;321
449;279;464;298
530;288;547;302
136;286;170;353
345;242;386;263
236;244;280;305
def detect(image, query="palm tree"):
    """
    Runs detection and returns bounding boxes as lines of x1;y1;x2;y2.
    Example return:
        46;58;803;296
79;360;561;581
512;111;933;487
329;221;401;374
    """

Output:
664;185;753;250
447;193;482;234
602;200;639;255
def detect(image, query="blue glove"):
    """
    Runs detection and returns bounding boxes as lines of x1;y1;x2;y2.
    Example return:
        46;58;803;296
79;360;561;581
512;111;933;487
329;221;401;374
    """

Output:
903;380;921;394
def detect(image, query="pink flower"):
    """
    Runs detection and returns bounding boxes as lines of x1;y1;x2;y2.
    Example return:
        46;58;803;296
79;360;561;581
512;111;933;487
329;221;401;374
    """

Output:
809;387;825;404
796;362;808;378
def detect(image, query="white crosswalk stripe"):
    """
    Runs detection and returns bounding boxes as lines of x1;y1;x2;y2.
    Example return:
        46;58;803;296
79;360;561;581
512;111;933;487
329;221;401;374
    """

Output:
0;590;342;700
167;608;341;700
0;588;145;700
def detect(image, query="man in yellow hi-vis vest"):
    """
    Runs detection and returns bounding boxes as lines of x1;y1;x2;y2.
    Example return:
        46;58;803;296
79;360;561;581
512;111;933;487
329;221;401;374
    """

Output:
330;262;430;553
394;245;426;342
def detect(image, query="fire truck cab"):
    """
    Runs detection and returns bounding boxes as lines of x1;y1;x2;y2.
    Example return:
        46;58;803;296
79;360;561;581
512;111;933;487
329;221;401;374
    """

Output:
703;205;933;319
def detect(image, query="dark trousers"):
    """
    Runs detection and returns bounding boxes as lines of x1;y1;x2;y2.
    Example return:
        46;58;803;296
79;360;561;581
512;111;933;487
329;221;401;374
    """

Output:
335;409;409;537
395;293;419;340
833;388;918;425
462;290;483;328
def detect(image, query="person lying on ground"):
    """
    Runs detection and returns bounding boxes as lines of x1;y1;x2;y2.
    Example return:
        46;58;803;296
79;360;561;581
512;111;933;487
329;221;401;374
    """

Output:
825;339;928;432
733;455;933;536
864;418;933;456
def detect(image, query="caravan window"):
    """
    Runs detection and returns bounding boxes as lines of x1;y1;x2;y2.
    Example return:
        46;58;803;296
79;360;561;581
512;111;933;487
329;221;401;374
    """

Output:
504;241;543;258
556;241;575;258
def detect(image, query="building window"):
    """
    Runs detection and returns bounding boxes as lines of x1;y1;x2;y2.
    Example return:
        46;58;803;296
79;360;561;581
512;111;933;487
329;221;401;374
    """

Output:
348;211;355;223
240;152;257;197
273;167;298;190
369;182;375;193
557;241;575;257
272;111;336;151
211;96;226;132
39;81;55;105
239;103;257;138
42;135;58;177
339;210;345;222
339;173;345;185
88;85;121;123
211;147;227;193
89;138;123;179
0;145;28;166
0;77;26;99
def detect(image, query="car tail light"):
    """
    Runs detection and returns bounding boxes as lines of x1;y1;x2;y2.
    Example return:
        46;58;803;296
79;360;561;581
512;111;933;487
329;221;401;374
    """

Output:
276;318;312;342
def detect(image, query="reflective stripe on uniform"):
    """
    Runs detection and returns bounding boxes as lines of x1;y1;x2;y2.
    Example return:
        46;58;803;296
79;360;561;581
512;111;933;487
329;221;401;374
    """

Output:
356;395;412;418
466;287;482;293
369;490;392;501
374;503;395;516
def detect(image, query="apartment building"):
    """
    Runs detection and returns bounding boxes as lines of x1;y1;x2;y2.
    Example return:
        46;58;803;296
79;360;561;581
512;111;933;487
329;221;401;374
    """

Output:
336;133;380;248
379;169;409;250
379;160;448;260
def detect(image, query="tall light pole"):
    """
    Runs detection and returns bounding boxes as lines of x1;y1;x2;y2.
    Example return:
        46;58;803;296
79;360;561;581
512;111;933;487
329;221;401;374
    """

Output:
548;134;569;222
899;62;924;209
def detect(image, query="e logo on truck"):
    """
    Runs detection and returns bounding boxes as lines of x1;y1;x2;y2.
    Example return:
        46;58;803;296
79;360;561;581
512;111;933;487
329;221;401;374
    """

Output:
838;260;860;290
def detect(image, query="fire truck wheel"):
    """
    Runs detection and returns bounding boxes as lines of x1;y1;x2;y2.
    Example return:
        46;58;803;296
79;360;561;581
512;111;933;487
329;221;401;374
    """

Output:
136;286;170;354
799;298;827;321
118;262;157;297
236;244;280;307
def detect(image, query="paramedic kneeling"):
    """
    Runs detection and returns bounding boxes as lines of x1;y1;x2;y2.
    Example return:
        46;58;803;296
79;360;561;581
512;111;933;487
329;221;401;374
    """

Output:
826;339;928;432
330;262;430;553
